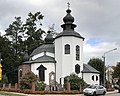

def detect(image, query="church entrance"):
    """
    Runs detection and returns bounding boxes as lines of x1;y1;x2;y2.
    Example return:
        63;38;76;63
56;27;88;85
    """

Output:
37;64;47;81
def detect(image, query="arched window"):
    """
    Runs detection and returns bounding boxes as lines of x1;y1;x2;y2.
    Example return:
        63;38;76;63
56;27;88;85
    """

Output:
19;69;22;77
65;44;70;54
96;76;98;81
76;45;80;60
92;75;94;81
75;64;80;74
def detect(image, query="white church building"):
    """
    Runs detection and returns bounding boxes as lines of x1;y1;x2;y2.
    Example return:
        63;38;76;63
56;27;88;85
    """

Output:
18;7;100;89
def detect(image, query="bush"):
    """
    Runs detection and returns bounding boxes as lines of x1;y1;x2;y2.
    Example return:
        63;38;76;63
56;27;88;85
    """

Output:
64;73;85;90
35;80;46;91
20;71;38;90
0;74;8;83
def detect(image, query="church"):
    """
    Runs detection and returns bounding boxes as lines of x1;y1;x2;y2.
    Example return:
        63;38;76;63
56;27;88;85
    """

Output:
18;6;100;90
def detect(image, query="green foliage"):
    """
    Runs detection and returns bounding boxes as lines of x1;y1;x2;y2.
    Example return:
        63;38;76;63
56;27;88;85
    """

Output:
23;12;45;54
20;71;38;90
88;58;104;84
1;11;45;83
113;62;120;80
35;80;46;91
5;17;24;56
0;74;8;83
64;73;85;90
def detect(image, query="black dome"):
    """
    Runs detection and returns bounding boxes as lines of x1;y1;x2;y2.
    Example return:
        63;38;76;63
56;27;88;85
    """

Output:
63;9;74;24
44;31;54;44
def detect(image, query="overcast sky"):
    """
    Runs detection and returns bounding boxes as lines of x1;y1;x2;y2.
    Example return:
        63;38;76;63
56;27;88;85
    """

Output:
0;0;120;66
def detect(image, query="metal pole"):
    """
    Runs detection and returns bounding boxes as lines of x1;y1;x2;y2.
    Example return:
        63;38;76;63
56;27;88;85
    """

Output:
103;55;105;87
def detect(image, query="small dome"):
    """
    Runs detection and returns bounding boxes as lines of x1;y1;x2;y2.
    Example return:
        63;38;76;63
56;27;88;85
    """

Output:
63;9;74;24
44;31;54;43
23;50;29;61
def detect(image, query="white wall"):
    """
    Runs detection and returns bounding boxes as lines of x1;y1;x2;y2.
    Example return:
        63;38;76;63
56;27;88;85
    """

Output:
55;36;83;83
31;63;55;85
83;73;100;85
32;52;54;60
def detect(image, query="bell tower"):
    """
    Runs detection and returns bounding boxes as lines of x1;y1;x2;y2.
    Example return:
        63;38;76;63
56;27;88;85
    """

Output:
55;3;84;83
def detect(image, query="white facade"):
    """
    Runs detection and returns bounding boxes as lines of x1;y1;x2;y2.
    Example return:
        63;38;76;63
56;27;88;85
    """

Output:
31;62;55;85
55;36;83;83
83;73;100;85
31;51;55;85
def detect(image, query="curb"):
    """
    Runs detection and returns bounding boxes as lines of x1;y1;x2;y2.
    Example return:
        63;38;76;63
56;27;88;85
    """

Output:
106;90;118;94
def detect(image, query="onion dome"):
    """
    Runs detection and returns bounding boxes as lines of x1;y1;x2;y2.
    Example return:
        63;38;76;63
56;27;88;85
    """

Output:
44;31;54;44
63;9;74;24
23;50;29;61
55;8;84;40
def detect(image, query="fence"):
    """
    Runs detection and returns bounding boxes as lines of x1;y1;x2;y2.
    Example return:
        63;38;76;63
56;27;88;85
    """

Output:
0;83;18;90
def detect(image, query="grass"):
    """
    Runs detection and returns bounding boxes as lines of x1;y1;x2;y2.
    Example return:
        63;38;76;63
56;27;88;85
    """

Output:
0;91;26;96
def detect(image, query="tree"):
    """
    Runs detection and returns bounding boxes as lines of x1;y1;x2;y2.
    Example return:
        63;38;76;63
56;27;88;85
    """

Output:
112;62;120;81
0;35;18;83
64;73;85;90
2;12;45;83
5;17;24;56
88;58;104;84
23;12;45;54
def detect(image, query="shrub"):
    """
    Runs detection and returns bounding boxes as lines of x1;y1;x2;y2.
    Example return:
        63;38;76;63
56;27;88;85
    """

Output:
64;73;85;90
0;74;8;83
35;80;46;91
20;71;38;90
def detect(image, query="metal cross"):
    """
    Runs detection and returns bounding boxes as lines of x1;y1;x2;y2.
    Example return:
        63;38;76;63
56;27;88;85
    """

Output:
67;2;70;9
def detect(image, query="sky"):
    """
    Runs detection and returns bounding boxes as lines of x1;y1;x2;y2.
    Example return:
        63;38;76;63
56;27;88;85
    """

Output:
0;0;120;66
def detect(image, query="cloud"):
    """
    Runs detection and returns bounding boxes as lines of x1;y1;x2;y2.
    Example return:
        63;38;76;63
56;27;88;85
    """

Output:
83;40;119;66
0;0;120;66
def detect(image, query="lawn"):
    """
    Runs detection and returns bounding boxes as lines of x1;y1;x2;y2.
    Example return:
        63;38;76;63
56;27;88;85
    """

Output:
0;91;26;96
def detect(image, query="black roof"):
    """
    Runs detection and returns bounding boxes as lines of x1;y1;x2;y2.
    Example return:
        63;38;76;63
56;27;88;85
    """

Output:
30;43;55;56
24;55;56;64
55;30;84;39
82;64;100;74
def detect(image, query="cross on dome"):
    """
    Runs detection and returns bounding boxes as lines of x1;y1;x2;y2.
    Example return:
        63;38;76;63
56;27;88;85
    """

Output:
67;2;70;9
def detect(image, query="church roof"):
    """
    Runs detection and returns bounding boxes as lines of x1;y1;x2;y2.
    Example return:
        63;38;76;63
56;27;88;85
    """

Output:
30;31;54;56
82;64;100;74
56;30;84;39
55;8;84;40
30;43;54;56
24;55;56;64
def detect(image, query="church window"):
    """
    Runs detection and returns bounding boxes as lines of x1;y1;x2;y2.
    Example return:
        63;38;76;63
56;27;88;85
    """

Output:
37;65;47;81
75;64;80;74
96;76;98;81
76;45;80;60
19;69;22;77
92;75;94;81
65;44;70;54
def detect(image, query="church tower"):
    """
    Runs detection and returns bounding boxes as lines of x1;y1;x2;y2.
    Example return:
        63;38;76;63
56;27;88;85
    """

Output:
55;5;84;83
